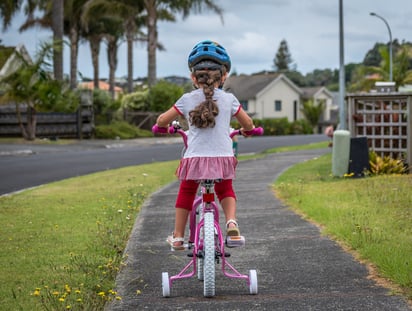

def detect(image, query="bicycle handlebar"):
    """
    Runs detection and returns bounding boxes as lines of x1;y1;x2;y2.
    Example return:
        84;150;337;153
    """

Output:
152;124;264;149
229;127;264;138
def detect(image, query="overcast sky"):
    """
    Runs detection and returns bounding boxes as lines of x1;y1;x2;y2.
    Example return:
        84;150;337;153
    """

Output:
2;0;411;80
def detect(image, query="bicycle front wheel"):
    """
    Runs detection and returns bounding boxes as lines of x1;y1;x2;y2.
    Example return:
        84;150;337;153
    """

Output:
203;212;215;297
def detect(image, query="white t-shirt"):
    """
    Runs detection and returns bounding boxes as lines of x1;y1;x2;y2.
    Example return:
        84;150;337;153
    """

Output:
174;88;241;158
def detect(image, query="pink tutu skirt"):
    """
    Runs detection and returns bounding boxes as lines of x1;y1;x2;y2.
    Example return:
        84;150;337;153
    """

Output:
176;156;238;180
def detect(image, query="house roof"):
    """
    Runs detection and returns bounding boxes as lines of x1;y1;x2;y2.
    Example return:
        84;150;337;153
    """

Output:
0;44;33;77
301;86;333;100
224;72;302;101
78;81;123;92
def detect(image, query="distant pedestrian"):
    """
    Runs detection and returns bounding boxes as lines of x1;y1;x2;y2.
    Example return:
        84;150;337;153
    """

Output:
325;125;334;147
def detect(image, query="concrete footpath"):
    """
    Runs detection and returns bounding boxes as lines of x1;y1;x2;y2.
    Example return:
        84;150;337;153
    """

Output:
106;150;411;311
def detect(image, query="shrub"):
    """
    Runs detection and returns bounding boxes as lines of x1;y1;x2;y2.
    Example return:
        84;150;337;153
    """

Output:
368;151;407;175
148;80;184;112
94;121;152;139
121;90;149;111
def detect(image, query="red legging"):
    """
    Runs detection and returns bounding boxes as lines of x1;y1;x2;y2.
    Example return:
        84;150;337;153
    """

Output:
175;179;236;211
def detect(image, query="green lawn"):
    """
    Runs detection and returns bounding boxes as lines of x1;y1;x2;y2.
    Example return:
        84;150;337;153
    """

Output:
274;153;412;300
0;161;177;310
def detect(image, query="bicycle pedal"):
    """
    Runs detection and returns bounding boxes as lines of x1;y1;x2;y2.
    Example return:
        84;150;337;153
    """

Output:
169;243;189;252
226;235;245;248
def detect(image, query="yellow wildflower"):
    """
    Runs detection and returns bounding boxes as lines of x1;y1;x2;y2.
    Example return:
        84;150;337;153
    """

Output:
33;289;41;296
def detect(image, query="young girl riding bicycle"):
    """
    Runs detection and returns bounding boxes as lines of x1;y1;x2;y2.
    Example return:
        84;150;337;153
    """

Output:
155;40;256;251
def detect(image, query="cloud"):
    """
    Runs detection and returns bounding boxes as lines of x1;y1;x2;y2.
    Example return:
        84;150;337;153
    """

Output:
2;0;412;79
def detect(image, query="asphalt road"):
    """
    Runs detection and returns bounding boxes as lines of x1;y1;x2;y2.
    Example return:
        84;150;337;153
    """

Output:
0;134;327;195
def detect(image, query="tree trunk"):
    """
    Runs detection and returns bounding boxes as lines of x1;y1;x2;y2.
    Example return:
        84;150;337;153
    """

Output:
26;104;36;141
15;103;28;140
69;25;80;90
145;0;157;87
52;0;64;81
126;30;134;93
107;37;118;99
90;36;101;89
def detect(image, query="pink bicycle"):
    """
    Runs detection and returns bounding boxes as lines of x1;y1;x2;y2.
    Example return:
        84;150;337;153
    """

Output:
152;123;263;298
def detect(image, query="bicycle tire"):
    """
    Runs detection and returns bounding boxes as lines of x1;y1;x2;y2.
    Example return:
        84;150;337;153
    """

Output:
249;269;258;294
162;272;170;297
203;212;215;297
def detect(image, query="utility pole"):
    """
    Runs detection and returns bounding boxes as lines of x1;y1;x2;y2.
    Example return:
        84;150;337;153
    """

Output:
338;0;346;130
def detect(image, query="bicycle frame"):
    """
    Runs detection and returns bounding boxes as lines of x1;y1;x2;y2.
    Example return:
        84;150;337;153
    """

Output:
168;180;250;287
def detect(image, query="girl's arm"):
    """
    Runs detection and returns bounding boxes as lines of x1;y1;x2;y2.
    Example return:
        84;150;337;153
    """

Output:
235;108;254;133
156;106;180;128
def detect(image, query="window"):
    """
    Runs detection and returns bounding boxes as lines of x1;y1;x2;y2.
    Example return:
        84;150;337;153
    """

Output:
274;100;282;111
240;100;248;111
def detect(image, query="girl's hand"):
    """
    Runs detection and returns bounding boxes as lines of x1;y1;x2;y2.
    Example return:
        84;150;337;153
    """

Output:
240;126;255;137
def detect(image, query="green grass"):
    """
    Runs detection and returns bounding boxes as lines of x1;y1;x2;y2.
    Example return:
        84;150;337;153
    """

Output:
274;153;412;300
0;161;177;310
263;141;329;154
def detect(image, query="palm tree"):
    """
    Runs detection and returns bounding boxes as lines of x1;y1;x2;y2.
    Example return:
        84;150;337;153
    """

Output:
81;19;105;89
349;45;412;92
82;0;145;93
52;0;64;81
19;0;91;89
144;0;223;87
0;0;23;31
104;17;123;99
63;0;90;89
300;99;326;133
15;0;64;82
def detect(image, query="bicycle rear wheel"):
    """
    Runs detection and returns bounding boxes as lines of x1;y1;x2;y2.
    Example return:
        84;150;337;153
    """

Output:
203;212;215;297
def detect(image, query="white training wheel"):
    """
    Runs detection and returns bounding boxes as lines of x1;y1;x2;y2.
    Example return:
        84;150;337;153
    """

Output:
162;272;170;297
249;269;258;294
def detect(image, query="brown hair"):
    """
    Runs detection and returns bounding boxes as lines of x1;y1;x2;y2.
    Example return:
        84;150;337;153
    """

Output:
189;69;222;128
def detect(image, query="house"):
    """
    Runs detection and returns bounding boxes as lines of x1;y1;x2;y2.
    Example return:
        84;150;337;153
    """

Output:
301;86;337;124
78;81;123;99
0;44;33;79
224;72;337;129
224;73;302;121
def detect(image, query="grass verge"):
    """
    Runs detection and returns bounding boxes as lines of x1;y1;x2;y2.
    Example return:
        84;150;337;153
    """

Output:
274;153;412;301
0;161;177;310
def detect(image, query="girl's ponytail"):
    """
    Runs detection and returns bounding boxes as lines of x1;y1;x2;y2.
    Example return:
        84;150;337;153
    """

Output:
189;69;222;128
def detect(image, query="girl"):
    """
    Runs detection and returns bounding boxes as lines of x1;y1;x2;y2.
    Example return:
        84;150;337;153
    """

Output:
155;40;255;250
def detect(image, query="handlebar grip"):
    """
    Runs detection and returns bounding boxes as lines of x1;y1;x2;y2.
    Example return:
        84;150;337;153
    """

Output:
152;124;168;134
244;127;264;136
152;124;179;135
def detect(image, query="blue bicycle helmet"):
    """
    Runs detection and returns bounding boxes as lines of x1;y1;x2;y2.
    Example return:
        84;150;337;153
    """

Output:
188;40;231;72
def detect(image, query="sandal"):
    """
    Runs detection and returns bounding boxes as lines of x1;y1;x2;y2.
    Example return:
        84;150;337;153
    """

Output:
166;233;185;251
226;219;240;237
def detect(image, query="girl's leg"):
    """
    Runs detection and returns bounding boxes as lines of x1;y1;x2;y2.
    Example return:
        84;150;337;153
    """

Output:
173;208;190;238
215;180;240;235
221;197;238;227
169;180;198;249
